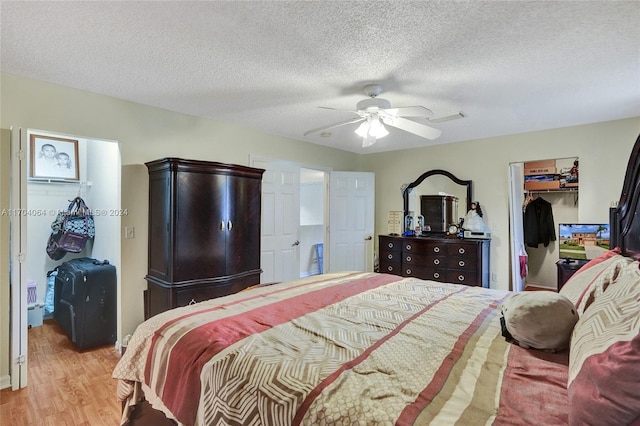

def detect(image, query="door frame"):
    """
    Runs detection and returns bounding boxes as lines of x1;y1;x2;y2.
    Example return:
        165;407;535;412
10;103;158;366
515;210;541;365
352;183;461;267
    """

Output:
9;126;28;389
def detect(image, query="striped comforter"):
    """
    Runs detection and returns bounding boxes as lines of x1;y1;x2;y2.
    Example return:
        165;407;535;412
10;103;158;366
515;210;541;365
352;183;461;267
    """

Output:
113;272;569;425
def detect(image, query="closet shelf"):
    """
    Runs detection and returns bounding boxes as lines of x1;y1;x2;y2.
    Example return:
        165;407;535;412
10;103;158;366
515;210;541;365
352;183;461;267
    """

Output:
28;178;92;187
524;187;578;194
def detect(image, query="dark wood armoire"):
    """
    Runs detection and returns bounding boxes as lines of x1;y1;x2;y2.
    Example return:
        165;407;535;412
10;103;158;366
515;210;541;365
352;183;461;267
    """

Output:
144;158;265;319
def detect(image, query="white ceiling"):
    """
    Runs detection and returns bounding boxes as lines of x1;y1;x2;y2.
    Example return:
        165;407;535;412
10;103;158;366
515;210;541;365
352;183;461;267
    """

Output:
2;1;639;154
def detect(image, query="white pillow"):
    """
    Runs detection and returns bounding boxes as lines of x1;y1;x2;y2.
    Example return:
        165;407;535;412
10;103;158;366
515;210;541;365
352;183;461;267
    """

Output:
502;291;578;351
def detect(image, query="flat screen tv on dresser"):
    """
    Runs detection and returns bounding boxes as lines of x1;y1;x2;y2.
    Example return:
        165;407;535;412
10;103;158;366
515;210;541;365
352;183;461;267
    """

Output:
558;223;610;263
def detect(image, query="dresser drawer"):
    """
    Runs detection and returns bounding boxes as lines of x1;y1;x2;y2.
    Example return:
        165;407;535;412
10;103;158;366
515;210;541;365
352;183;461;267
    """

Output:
446;242;477;257
380;260;402;275
403;264;447;282
404;251;446;268
404;240;446;256
380;236;402;252
382;250;402;263
444;270;479;286
446;256;478;271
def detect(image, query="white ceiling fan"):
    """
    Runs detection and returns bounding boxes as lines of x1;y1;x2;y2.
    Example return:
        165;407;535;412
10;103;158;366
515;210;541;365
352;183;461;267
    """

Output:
304;84;463;147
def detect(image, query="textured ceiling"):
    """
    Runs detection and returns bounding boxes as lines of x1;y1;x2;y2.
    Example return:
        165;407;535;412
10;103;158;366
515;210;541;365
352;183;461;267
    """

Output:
2;1;639;154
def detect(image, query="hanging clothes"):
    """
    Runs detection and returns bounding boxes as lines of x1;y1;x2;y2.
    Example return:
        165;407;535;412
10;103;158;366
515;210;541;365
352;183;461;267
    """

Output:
523;196;556;247
519;244;528;278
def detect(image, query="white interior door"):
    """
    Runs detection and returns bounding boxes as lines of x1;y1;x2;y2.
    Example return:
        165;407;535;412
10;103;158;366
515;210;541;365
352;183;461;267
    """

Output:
329;172;375;273
9;126;28;389
252;158;300;283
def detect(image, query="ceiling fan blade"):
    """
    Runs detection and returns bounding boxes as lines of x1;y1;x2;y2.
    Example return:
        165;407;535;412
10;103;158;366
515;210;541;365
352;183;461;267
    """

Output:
303;116;365;136
383;106;433;117
428;112;464;123
317;106;367;115
383;116;442;140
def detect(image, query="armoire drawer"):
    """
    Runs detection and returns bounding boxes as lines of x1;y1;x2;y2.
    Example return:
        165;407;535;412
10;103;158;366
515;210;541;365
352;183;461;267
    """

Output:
175;284;233;307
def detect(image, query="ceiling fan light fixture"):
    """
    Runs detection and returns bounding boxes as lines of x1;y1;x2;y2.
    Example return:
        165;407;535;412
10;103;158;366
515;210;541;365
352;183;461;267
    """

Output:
355;116;388;140
354;120;370;138
368;116;389;137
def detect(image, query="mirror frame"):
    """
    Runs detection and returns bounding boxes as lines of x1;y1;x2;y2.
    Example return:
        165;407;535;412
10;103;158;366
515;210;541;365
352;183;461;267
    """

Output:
403;169;473;226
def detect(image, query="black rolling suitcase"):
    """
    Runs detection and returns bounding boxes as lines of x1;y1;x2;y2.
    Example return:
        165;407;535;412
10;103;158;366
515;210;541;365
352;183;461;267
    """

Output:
53;257;116;350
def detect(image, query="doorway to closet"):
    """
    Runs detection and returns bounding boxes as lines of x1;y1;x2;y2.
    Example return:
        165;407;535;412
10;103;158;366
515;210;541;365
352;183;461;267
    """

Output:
510;156;579;291
9;128;121;389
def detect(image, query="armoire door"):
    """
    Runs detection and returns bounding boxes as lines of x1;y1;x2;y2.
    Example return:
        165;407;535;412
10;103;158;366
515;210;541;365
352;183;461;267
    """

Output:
174;170;227;282
226;174;262;276
148;171;171;281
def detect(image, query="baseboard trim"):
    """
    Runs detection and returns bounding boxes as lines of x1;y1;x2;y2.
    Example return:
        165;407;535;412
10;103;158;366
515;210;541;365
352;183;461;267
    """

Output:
299;270;321;278
0;374;11;390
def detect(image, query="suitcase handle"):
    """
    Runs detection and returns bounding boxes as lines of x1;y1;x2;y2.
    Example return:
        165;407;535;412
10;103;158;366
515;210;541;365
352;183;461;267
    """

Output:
59;299;76;343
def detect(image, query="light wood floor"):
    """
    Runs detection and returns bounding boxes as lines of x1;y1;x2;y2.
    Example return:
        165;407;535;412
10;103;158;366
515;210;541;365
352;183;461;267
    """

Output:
0;319;122;425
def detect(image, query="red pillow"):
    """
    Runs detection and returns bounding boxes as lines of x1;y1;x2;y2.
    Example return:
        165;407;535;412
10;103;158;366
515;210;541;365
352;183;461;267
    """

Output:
568;260;640;426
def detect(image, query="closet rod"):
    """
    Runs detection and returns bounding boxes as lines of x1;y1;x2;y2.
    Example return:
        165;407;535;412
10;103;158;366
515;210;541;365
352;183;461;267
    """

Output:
524;188;578;194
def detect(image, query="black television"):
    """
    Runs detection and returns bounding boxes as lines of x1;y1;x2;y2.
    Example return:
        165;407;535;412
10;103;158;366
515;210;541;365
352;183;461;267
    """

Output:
558;223;611;264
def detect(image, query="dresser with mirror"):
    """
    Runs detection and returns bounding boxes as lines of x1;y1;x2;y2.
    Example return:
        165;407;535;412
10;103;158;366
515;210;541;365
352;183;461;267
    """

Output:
379;170;490;287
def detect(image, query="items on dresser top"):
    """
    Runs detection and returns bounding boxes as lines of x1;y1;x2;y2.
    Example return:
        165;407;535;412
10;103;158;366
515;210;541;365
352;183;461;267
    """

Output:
379;235;490;287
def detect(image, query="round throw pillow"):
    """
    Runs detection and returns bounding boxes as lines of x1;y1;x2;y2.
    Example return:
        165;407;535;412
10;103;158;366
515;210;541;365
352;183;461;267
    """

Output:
502;292;578;351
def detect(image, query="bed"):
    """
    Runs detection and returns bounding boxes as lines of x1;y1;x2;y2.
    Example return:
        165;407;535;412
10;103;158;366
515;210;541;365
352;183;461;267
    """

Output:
113;132;640;426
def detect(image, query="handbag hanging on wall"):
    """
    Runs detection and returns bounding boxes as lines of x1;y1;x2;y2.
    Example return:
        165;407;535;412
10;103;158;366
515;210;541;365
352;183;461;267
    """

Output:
46;197;95;260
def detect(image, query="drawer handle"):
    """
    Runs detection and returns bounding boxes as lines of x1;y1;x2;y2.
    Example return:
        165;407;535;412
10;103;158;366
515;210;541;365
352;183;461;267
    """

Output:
188;298;197;305
406;268;412;275
387;266;394;272
433;272;440;279
387;254;393;260
406;256;412;262
220;221;225;231
433;259;440;265
458;275;465;282
458;260;466;267
433;247;440;253
388;242;393;248
458;248;465;254
406;244;412;251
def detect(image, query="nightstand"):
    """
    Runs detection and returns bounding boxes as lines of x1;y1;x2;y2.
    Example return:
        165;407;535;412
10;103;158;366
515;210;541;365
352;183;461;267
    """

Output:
556;259;588;291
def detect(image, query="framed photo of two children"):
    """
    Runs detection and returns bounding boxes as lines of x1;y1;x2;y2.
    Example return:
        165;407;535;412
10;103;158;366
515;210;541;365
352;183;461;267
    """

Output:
29;134;80;181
